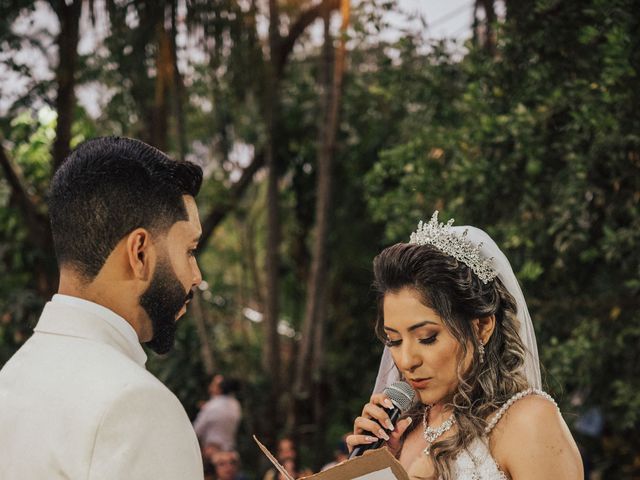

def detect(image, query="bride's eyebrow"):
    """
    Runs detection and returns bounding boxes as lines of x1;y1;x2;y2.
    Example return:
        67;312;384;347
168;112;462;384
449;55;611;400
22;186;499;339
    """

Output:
383;320;439;333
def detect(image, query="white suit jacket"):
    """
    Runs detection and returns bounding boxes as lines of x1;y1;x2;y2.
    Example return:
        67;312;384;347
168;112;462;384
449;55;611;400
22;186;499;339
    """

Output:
0;298;204;479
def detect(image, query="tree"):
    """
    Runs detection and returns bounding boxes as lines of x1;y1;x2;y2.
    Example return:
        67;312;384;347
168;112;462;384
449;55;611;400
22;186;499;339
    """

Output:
293;0;350;462
0;0;84;298
50;0;82;171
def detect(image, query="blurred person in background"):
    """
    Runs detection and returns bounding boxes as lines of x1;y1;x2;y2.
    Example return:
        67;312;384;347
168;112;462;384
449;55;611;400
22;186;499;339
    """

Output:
194;375;242;459
262;437;296;480
211;450;248;480
262;437;312;480
203;460;216;480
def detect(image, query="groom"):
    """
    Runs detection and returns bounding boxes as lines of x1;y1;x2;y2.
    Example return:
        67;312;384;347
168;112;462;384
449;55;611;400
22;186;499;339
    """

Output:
0;137;205;479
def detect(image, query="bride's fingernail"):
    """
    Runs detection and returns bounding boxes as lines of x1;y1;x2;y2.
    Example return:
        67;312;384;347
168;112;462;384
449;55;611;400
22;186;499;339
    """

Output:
365;436;377;443
385;420;395;431
383;399;394;409
406;417;413;425
378;429;390;441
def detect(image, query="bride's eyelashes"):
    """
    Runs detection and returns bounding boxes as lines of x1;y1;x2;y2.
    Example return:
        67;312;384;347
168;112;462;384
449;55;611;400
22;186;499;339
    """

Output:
384;334;438;348
419;334;438;345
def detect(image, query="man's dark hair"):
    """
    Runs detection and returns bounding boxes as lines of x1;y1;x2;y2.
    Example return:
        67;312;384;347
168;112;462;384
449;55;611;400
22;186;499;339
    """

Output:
49;137;203;280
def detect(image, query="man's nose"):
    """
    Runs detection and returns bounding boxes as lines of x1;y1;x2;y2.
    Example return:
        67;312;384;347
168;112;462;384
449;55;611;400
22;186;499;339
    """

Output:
192;260;203;287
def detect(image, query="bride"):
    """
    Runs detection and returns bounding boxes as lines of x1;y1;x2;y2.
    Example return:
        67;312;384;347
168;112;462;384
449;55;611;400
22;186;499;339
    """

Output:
346;212;583;480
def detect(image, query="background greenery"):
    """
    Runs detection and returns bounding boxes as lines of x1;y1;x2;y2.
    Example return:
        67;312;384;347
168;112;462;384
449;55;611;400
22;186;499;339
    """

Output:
1;0;638;477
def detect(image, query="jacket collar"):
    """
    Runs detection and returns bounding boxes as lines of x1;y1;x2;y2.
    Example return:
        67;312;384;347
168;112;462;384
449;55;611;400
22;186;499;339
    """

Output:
34;300;148;367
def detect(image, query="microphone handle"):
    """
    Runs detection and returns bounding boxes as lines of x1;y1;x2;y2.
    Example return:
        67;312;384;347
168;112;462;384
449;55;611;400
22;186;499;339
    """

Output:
349;406;402;458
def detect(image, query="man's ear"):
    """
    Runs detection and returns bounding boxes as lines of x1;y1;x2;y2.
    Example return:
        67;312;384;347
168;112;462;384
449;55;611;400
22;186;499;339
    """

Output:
472;315;496;344
125;228;155;281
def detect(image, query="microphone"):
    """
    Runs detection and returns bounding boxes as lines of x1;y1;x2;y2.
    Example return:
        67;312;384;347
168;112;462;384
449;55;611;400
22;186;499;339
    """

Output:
350;381;415;458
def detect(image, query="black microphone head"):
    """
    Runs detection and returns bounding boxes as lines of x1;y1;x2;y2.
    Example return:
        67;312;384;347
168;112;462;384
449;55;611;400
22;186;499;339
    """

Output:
383;381;415;413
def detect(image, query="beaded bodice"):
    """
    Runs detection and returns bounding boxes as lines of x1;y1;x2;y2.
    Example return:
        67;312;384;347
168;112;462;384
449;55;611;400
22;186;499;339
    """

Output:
448;388;556;480
449;437;508;480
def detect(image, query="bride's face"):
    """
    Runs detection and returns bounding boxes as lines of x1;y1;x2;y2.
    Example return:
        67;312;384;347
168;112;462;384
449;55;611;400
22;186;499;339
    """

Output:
382;287;472;406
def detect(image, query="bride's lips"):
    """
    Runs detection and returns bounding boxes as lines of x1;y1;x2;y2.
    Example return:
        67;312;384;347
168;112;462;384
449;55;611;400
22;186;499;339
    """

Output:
409;378;431;389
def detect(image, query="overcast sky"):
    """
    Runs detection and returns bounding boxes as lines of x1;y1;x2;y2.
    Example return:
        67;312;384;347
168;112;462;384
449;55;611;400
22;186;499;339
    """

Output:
394;0;473;39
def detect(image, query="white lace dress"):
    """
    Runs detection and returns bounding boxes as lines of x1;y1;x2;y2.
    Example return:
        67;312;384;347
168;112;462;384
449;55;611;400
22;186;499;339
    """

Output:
448;389;556;480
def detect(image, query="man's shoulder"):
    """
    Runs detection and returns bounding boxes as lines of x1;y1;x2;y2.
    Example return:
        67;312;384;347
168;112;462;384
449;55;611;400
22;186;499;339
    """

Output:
0;328;170;410
0;332;194;477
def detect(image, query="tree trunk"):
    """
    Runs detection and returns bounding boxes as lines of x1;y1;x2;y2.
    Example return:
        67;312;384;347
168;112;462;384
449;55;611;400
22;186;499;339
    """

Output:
293;0;349;459
190;292;215;376
170;1;187;161
0;143;56;297
295;0;349;395
294;2;334;400
51;0;82;172
263;92;282;442
260;0;283;442
479;0;496;55
245;220;265;309
151;20;173;151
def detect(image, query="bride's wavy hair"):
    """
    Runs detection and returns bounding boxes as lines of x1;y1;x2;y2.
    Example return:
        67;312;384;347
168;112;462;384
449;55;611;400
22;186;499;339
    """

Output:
373;243;529;480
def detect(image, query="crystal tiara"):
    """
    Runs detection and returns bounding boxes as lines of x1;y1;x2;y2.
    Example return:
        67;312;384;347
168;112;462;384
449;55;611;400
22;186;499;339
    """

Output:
409;211;497;284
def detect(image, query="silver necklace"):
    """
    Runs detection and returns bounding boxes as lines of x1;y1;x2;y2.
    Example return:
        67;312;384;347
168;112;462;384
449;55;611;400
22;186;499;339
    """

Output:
422;404;456;455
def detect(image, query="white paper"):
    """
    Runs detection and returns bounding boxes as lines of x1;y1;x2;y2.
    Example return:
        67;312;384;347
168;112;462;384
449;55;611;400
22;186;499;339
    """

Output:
352;467;398;480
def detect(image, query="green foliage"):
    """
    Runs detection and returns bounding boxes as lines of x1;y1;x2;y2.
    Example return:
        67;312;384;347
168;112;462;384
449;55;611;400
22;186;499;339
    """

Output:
0;108;54;363
0;104;98;363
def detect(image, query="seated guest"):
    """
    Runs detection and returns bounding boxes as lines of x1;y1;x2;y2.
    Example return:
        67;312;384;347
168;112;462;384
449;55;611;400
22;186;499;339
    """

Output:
212;450;248;480
262;437;311;480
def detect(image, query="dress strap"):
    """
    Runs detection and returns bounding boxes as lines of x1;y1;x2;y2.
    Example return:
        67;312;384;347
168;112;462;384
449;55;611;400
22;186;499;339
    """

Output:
484;388;557;435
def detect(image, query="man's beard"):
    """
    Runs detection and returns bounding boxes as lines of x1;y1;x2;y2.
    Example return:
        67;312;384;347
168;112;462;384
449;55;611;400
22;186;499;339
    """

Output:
140;256;192;354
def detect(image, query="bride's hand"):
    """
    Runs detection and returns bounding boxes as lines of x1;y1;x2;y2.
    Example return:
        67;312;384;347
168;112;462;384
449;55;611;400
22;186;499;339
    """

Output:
346;393;413;457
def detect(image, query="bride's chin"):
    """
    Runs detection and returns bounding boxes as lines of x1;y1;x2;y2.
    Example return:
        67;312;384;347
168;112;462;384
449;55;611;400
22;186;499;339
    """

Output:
417;391;439;406
417;388;452;407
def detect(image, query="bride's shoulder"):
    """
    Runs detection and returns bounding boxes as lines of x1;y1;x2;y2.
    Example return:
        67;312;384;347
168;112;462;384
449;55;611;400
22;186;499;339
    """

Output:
489;392;561;448
492;392;560;434
489;392;583;479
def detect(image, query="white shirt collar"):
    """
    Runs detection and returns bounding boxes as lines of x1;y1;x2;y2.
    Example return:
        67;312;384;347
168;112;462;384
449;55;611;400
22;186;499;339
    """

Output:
51;294;147;365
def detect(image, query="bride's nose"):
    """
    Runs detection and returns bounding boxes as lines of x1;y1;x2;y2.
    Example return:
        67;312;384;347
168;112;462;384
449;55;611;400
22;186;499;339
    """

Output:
396;339;422;373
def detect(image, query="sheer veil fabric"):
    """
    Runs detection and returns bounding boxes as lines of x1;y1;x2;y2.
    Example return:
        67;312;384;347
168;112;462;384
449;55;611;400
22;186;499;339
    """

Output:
373;225;542;394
